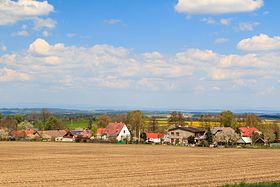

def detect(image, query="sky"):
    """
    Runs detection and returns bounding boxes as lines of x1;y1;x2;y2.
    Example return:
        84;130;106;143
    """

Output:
0;0;280;110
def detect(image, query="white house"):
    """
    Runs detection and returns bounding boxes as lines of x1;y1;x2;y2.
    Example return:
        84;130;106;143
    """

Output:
103;122;131;142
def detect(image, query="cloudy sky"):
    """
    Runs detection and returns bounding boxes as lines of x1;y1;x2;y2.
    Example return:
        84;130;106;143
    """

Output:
0;0;280;110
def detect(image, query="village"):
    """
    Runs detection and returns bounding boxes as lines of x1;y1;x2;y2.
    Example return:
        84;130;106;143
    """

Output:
1;120;279;148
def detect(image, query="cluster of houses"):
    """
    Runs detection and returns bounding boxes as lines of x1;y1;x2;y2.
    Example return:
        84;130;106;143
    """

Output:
1;121;266;146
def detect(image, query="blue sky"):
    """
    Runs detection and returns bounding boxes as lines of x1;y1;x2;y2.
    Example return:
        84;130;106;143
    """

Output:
0;0;280;110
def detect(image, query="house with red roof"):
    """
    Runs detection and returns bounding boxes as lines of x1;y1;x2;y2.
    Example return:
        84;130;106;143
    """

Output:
145;132;165;144
239;127;260;137
238;127;264;145
103;122;130;142
96;128;106;139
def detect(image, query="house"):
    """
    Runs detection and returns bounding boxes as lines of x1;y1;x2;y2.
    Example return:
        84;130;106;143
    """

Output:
24;130;41;141
237;137;252;144
103;122;131;142
239;127;260;137
168;126;205;144
238;127;264;145
9;130;26;140
205;127;239;145
38;130;67;141
63;129;91;142
96;128;106;139
145;132;165;144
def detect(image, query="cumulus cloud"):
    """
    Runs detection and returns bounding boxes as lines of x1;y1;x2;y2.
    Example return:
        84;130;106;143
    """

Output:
0;0;54;25
0;38;279;95
175;0;263;15
0;68;30;81
238;34;280;51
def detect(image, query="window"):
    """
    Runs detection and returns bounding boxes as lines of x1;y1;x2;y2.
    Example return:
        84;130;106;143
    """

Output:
176;132;179;136
171;132;174;135
123;130;125;133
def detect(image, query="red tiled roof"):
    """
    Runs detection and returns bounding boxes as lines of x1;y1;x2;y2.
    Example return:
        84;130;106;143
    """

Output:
10;130;26;137
104;122;125;136
239;127;259;137
25;130;35;135
146;132;165;139
96;128;106;135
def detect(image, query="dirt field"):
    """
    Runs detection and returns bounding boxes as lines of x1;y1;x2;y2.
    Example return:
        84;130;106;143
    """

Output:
0;142;280;187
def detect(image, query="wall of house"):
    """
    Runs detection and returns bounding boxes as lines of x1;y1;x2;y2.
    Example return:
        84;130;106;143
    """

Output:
117;125;131;141
168;129;195;143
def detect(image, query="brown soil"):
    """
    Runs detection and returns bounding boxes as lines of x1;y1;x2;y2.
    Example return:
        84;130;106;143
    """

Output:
0;142;280;187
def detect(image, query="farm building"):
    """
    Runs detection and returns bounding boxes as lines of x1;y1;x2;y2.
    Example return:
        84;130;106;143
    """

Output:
239;127;261;137
9;130;26;140
237;137;252;144
63;129;91;142
38;130;67;141
237;127;264;145
102;122;131;142
145;132;165;144
168;126;205;144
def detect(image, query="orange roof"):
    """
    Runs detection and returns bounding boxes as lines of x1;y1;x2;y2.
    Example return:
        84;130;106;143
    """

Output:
146;132;165;139
104;122;125;136
24;130;35;135
239;127;259;137
96;128;106;135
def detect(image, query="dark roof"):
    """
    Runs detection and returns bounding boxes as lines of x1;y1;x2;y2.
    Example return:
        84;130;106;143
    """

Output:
168;126;205;133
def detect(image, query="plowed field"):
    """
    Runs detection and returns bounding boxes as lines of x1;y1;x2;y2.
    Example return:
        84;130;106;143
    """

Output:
0;142;280;187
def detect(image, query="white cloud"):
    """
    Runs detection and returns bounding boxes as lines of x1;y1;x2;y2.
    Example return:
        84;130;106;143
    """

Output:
33;18;56;30
29;38;51;55
0;38;279;95
0;68;30;82
238;34;280;51
0;0;54;25
11;30;29;37
238;22;259;31
175;0;263;15
214;38;228;44
220;18;231;25
42;31;49;37
201;17;216;24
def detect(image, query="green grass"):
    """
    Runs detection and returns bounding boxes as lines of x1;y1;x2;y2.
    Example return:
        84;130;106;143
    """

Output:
222;182;280;187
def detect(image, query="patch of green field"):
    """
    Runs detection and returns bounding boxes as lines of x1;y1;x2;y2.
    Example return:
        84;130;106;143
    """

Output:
64;120;90;129
222;182;280;187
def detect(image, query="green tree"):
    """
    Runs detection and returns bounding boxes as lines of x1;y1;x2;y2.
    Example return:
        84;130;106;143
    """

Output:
14;114;23;124
149;116;158;132
168;111;185;127
18;121;34;130
187;135;195;144
97;115;112;128
127;110;145;142
45;116;65;130
245;114;261;127
206;127;213;145
219;111;237;128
